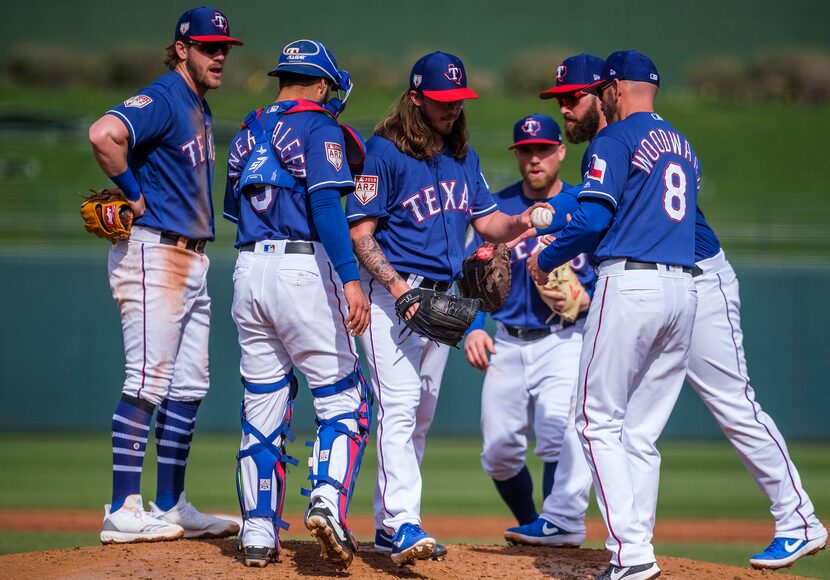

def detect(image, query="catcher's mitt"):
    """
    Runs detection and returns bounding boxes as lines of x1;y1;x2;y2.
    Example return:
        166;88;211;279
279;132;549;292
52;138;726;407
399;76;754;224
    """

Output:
535;261;586;323
395;288;481;347
80;188;133;243
457;242;512;312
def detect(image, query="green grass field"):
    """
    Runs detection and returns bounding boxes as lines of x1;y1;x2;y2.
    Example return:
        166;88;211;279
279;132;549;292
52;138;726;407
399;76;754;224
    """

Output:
1;88;829;258
0;434;827;577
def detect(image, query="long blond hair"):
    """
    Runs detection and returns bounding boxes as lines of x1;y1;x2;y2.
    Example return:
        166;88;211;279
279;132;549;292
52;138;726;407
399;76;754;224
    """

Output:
374;91;469;160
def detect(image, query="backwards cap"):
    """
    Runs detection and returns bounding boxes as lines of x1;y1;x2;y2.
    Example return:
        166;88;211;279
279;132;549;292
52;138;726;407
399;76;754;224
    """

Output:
586;50;660;93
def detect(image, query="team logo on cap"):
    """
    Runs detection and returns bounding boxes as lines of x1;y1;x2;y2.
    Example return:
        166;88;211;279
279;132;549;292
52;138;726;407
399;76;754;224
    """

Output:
211;12;228;32
413;74;422;88
522;117;541;136
587;154;607;184
556;65;567;82
179;22;190;35
445;63;463;85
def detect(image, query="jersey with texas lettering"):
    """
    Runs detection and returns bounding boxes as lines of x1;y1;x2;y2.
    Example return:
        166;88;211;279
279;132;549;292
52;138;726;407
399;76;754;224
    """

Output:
223;101;355;247
106;71;215;240
468;182;596;329
345;136;498;282
578;112;701;267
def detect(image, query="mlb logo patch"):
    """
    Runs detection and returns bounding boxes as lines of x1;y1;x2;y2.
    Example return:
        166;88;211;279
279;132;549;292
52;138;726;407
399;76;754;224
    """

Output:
325;142;343;171
259;479;271;491
354;175;378;205
124;94;153;109
587;154;607;184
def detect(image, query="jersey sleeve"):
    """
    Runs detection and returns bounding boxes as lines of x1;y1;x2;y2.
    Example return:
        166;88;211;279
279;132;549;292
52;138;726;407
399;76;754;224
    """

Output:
576;136;630;209
345;150;392;222
470;156;498;218
305;119;355;194
106;89;172;149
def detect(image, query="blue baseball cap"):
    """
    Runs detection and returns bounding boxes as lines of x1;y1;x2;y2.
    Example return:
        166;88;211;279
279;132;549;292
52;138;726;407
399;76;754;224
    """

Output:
410;52;478;102
175;7;243;45
587;50;660;93
539;54;604;99
267;39;351;93
509;114;562;149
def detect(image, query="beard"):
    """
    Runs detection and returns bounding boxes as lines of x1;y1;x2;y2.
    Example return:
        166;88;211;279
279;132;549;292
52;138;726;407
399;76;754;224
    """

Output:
565;103;600;144
601;95;619;124
186;57;222;92
523;171;555;192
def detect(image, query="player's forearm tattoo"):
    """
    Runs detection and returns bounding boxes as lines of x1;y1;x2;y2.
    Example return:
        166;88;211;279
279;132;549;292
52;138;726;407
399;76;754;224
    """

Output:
353;234;403;293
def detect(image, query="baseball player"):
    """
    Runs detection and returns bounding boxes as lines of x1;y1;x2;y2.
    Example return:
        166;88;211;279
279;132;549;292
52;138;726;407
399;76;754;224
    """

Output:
87;7;241;544
525;55;828;572
346;51;545;565
224;39;372;571
463;113;595;530
527;50;699;580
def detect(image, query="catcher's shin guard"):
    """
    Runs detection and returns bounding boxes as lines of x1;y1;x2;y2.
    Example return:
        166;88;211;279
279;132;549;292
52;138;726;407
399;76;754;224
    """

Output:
236;372;299;545
303;366;373;527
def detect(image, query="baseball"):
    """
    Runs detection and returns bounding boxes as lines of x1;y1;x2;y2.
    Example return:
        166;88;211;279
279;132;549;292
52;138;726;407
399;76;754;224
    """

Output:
531;206;553;228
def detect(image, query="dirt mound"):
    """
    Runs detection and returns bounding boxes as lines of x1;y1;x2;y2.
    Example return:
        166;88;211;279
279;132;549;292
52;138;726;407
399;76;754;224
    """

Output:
0;539;813;580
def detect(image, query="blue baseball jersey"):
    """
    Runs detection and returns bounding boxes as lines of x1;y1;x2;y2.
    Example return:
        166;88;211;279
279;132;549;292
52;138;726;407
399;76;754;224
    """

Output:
578;112;701;267
468;182;596;329
224;101;355;247
106;71;215;240
695;206;721;261
345;136;498;282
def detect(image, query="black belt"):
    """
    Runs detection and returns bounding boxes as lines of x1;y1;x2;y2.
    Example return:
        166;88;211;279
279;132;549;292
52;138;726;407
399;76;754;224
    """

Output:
624;260;692;275
160;232;207;254
396;270;451;292
504;325;555;341
240;241;315;254
692;266;704;277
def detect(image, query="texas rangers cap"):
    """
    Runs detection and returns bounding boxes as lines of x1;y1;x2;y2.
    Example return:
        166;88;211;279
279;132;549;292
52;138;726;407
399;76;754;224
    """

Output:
175;7;243;45
509;114;562;149
410;52;478;102
586;50;660;93
539;54;604;99
267;39;351;92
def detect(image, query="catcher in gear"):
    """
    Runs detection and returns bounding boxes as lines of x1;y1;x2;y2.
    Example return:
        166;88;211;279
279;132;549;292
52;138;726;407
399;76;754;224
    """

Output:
463;114;594;533
80;188;133;243
345;53;545;565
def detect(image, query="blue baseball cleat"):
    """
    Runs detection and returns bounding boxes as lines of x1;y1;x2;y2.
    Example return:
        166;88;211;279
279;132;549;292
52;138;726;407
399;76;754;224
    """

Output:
504;516;585;547
375;528;447;559
390;523;436;565
749;534;827;569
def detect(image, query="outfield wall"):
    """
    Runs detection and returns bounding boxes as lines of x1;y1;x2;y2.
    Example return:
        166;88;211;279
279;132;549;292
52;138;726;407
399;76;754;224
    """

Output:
1;251;828;440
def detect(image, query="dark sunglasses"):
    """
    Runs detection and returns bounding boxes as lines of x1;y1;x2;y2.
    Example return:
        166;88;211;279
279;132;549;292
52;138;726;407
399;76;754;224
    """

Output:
555;90;587;109
186;41;232;57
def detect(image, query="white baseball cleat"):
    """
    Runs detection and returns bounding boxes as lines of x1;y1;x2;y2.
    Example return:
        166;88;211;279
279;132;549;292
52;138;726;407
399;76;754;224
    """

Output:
149;492;240;539
100;494;185;544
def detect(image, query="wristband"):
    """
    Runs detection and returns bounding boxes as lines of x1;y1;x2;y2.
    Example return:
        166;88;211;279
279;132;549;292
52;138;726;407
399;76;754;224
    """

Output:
110;169;141;201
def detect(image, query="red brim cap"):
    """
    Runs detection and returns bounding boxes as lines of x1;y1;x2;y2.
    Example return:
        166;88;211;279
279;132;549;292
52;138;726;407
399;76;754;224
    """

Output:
509;138;561;149
538;83;591;99
583;78;612;94
189;34;245;45
422;87;479;101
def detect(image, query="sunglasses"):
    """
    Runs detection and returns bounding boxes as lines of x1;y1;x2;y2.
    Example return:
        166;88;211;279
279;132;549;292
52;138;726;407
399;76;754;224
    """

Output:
555;90;587;109
186;41;232;57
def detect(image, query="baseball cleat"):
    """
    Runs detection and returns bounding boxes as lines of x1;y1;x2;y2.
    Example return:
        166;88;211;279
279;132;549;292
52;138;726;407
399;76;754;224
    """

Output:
749;534;828;569
504;517;584;547
305;500;357;571
375;528;448;560
595;561;661;580
242;545;277;567
100;494;185;544
149;492;240;539
390;523;436;565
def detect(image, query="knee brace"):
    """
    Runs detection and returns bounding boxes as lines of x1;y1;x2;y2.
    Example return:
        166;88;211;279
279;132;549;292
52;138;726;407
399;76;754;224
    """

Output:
236;371;299;537
303;366;373;525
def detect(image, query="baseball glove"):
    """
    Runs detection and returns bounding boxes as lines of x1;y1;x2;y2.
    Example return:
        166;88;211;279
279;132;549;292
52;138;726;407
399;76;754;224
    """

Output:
535;262;586;323
457;242;512;312
395;288;481;347
80;188;133;243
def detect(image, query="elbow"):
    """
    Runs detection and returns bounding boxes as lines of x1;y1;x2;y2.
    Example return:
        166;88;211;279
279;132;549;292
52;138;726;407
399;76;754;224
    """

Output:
88;120;109;152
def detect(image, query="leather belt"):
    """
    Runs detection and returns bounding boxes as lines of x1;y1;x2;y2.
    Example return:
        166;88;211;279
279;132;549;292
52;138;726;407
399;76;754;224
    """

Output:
396;270;451;292
692;266;704;277
160;232;207;254
504;325;554;341
624;260;692;275
240;241;315;254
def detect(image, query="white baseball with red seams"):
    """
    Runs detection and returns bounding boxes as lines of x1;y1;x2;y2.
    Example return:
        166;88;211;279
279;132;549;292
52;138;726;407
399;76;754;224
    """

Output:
531;206;553;229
